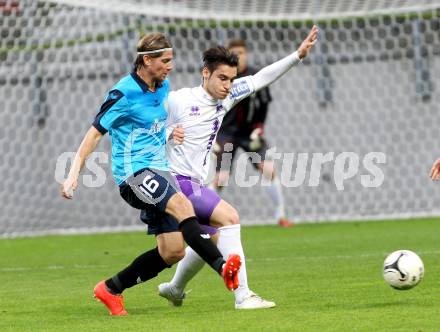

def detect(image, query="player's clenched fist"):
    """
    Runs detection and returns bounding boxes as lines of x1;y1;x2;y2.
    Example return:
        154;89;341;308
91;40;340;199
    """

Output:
172;124;185;145
61;176;78;199
429;158;440;180
297;25;319;59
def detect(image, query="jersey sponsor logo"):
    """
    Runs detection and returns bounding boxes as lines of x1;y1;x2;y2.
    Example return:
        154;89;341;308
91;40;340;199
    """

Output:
145;118;165;135
230;80;251;98
189;106;200;116
200;233;211;239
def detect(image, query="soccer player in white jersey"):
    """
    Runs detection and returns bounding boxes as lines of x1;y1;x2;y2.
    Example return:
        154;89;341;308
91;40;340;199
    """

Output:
159;26;318;309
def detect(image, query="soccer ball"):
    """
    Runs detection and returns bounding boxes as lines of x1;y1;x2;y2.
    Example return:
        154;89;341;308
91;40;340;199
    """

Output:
383;250;424;290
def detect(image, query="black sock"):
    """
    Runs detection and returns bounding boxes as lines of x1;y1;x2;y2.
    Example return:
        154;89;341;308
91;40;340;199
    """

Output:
179;217;225;274
105;247;169;294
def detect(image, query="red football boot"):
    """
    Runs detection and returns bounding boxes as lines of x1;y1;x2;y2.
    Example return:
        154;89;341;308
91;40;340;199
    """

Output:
278;218;294;228
93;280;128;316
222;254;242;291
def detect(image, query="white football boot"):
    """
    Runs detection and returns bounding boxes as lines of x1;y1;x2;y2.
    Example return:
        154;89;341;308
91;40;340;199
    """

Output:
235;291;276;310
158;282;186;307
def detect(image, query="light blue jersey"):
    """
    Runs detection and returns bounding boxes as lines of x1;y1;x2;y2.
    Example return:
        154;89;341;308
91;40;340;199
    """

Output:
93;72;169;185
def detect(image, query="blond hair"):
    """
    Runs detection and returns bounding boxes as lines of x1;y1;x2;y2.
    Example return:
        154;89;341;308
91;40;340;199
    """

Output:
133;33;172;70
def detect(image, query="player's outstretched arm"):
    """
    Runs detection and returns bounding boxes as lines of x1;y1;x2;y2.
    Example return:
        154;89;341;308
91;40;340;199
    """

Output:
251;25;318;92
61;126;103;199
429;158;440;180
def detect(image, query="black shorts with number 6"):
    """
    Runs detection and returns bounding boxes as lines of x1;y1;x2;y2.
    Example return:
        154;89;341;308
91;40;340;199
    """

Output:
119;168;181;235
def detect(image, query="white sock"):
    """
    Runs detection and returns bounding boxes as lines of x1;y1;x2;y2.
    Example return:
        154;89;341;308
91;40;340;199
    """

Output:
265;177;285;220
217;224;250;303
170;246;205;294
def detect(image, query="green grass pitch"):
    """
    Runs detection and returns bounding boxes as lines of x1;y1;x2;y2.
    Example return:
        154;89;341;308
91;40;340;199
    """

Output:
0;218;439;332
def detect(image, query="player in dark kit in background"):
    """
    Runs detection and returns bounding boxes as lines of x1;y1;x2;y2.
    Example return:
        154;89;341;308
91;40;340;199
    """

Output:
213;39;294;228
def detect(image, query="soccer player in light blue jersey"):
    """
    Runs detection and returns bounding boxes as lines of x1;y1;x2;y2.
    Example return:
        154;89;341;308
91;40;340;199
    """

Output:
61;33;241;316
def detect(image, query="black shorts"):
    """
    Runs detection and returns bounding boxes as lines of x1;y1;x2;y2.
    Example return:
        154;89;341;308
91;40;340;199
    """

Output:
119;168;180;235
215;133;270;172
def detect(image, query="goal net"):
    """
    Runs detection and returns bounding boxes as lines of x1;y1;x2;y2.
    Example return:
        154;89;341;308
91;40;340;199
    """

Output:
1;0;440;236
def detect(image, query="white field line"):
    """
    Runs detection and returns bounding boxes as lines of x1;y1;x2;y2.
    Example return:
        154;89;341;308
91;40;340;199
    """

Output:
2;250;439;272
3;212;440;238
246;250;440;262
0;264;110;272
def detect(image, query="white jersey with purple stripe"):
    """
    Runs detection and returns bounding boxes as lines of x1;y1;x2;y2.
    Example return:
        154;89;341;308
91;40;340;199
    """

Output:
166;51;301;183
166;76;255;183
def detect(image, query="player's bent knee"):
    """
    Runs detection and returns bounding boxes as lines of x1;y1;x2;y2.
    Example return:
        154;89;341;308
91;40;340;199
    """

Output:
217;171;230;187
266;170;276;181
258;161;276;180
228;208;240;225
211;201;241;228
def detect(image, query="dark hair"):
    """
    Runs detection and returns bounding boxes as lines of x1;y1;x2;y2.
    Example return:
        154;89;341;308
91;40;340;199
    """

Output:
134;32;172;70
202;46;239;73
227;39;247;50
